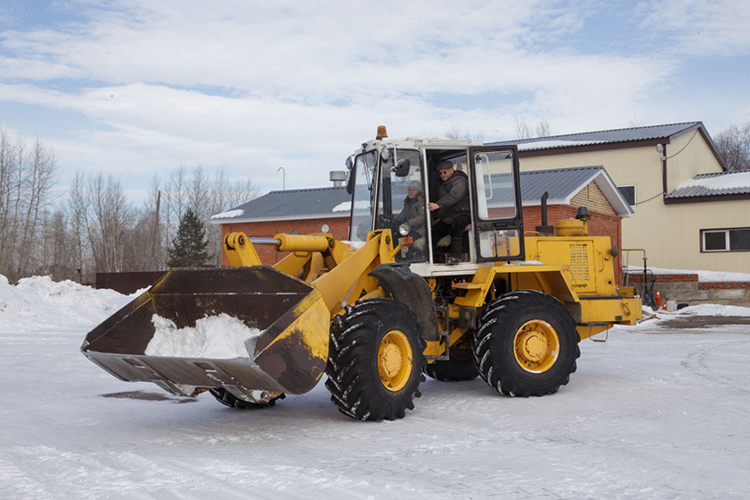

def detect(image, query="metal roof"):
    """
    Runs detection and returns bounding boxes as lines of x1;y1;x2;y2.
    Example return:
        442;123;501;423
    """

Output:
666;170;750;199
487;166;632;217
489;122;703;151
210;186;350;223
211;165;632;224
518;166;606;204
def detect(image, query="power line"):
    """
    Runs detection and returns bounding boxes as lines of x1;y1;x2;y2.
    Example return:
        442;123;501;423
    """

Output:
635;190;665;206
634;129;699;205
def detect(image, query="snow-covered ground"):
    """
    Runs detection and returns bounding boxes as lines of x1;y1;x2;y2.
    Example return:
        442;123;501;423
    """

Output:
2;277;750;498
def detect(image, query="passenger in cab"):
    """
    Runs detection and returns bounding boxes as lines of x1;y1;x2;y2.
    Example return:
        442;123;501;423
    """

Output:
395;180;426;258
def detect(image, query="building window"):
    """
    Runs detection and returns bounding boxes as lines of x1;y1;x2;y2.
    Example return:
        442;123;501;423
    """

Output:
701;228;750;252
617;185;636;206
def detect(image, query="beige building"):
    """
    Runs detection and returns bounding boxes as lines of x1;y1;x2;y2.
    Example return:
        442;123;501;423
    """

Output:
492;122;750;273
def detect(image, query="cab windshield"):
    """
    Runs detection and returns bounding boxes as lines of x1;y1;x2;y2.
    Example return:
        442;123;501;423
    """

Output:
376;149;426;263
347;150;378;242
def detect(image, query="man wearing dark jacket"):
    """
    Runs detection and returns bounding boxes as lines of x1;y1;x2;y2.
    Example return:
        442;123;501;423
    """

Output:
428;160;471;265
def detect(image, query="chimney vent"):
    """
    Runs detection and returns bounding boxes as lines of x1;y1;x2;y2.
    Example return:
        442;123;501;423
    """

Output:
330;170;347;187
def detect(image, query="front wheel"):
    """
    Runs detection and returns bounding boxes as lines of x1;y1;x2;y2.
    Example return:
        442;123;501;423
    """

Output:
325;298;426;421
472;290;580;397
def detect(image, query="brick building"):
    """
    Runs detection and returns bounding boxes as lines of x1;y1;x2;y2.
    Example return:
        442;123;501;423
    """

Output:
211;165;631;282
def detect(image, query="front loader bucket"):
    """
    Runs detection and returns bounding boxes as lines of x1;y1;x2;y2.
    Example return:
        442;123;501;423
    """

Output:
81;267;330;400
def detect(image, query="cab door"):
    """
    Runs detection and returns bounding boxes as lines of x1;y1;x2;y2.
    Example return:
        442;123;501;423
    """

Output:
468;146;525;262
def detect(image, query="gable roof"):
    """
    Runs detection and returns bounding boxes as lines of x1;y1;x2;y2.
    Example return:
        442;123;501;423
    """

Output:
488;121;727;170
512;165;632;216
211;165;632;224
665;170;750;201
210;186;350;224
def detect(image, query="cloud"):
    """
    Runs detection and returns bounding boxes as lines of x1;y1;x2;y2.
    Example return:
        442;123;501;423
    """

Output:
639;0;750;56
0;0;712;197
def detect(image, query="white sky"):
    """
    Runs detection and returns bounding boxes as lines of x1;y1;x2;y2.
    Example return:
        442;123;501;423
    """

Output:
1;0;749;202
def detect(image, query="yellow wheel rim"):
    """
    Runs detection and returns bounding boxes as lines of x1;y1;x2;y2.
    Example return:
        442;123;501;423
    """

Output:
378;330;413;392
513;320;560;373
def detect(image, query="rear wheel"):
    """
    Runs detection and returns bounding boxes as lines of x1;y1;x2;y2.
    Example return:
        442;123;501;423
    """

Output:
325;298;426;421
209;388;285;409
472;290;580;397
423;338;478;381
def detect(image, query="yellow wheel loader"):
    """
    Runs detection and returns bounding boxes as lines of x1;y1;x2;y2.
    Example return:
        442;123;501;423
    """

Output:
82;127;642;421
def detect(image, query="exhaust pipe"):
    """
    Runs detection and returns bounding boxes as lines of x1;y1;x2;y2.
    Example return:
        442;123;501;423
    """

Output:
536;191;555;236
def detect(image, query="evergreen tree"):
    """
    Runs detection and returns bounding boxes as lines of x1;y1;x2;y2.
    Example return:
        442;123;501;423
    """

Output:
167;208;212;267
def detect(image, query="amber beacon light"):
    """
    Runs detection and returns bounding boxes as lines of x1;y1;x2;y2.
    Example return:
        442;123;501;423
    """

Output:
376;125;388;139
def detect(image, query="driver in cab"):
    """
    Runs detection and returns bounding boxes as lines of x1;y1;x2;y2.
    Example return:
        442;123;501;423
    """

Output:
428;160;471;265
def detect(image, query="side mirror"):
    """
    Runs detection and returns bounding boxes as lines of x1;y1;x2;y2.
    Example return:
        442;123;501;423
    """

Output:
393;158;410;177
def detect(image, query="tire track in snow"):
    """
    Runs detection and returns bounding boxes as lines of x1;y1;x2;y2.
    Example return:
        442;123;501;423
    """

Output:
680;340;750;395
0;453;53;499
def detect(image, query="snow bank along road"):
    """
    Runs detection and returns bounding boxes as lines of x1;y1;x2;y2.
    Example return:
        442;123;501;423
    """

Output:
1;280;750;498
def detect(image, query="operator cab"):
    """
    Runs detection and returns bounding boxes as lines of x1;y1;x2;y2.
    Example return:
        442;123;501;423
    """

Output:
346;127;525;275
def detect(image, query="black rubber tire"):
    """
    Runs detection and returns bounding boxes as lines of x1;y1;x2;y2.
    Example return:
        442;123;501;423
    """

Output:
209;388;285;409
472;290;580;397
325;297;426;421
423;342;478;381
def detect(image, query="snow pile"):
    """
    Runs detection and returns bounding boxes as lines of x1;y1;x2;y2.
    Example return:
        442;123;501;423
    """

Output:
679;303;750;317
343;240;367;250
332;200;370;212
675;171;750;192
0;275;131;333
210;208;244;220
517;139;605;151
145;313;262;358
624;265;750;283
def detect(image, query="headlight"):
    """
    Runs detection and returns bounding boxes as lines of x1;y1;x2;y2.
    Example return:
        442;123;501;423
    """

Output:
398;222;410;236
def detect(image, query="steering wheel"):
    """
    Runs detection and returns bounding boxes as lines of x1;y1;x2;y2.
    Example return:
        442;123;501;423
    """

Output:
375;214;402;236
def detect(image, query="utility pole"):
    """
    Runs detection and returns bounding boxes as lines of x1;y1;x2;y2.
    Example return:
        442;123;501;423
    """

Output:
150;190;161;270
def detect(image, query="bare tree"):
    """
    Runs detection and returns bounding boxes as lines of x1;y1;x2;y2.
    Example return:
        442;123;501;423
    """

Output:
15;139;59;277
37;209;75;281
515;117;552;140
124;206;159;272
227;178;260;208
1;143;262;281
0;131;58;281
715;122;750;171
445;126;484;141
189;165;210;220
66;172;90;282
535;120;551;138
85;174;132;273
514;117;534;140
628;116;644;127
164;166;187;255
0;128;18;273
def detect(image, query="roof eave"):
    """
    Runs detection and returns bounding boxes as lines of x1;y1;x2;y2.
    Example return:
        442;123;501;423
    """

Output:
211;213;350;225
517;138;664;158
664;192;750;204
